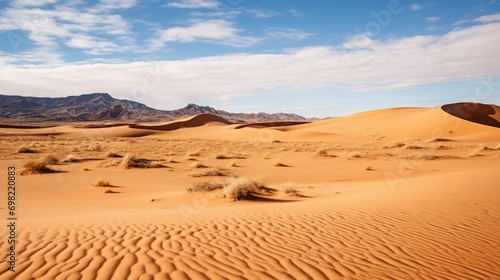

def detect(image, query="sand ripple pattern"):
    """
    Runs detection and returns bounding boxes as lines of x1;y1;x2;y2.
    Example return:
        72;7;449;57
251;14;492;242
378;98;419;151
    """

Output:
2;204;499;280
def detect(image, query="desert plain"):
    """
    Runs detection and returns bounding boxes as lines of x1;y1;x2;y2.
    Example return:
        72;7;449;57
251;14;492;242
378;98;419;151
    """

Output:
0;102;499;279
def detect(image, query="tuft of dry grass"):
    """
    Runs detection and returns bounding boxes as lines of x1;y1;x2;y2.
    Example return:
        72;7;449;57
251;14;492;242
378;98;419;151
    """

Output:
215;154;230;159
106;151;122;158
315;148;329;157
190;162;207;169
62;154;82;163
398;153;440;160
189;169;227;177
467;148;483;158
229;160;238;167
121;154;162;168
365;165;374;171
274;160;287;167
224;178;265;201
348;152;363;159
41;154;59;165
104;189;114;193
383;141;405;149
281;185;301;197
17;146;37;153
22;161;55;174
93;179;111;187
186;150;201;157
187;182;225;193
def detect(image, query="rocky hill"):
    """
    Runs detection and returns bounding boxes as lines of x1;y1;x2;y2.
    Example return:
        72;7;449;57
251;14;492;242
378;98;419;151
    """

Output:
0;93;306;124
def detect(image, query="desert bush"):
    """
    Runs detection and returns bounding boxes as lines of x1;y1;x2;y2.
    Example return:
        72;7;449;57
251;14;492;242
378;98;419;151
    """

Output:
186;150;201;157
17;146;36;153
106;151;122;158
93;179;111;187
62;154;82;163
315;148;329;157
215;154;230;159
42;154;59;165
187;182;225;193
224;178;264;201
281;185;300;197
189;169;226;177
190;162;207;169
121;154;162;168
22;161;55;174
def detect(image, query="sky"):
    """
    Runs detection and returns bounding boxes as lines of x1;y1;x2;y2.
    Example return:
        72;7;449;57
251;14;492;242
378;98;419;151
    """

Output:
0;0;500;117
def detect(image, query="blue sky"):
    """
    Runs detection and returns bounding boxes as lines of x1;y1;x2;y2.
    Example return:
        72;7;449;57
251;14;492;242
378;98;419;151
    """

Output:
1;0;499;117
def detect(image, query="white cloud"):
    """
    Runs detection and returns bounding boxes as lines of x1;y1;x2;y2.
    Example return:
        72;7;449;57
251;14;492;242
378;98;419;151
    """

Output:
289;8;303;18
425;16;441;23
151;19;261;49
410;4;422;11
0;4;133;56
2;20;499;106
244;8;280;18
474;13;500;23
11;0;58;7
264;28;313;41
164;0;220;9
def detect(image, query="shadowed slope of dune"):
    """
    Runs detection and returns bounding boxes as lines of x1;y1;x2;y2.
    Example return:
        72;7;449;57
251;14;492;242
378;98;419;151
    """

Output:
441;102;500;128
129;114;233;131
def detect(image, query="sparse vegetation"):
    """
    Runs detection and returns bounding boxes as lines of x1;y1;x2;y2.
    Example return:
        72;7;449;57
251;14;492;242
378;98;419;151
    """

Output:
17;146;36;153
281;185;301;197
62;154;82;163
315;148;329;157
224;178;266;201
186;150;201;157
189;169;227;177
274;160;287;167
106;151;122;158
121;154;162;168
215;154;230;159
42;154;59;165
190;162;207;169
187;182;225;193
22;161;55;174
365;165;373;171
229;160;238;167
93;179;111;187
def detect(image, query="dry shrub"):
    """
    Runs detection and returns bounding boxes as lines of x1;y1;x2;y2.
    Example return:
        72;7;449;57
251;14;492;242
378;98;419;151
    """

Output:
187;182;225;193
281;185;301;197
22;161;55;174
215;154;230;159
315;148;329;157
106;151;122;158
190;162;207;169
42;154;59;165
62;154;82;163
398;153;439;160
186;150;201;157
365;165;373;171
274;160;287;167
121;154;162;168
383;141;405;149
189;169;227;177
104;189;114;194
17;146;36;153
229;160;238;167
93;179;111;187
224;178;265;201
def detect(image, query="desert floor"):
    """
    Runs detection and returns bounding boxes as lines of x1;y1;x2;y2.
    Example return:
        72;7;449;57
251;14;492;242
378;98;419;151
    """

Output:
0;103;499;279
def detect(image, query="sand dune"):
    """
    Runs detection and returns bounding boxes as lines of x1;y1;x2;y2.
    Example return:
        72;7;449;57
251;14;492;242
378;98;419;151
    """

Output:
0;102;499;279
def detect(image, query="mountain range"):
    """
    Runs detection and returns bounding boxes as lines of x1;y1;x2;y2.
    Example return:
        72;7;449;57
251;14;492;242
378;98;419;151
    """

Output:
0;93;306;124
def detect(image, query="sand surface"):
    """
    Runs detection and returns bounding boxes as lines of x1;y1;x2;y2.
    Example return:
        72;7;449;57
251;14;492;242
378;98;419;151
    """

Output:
0;103;499;279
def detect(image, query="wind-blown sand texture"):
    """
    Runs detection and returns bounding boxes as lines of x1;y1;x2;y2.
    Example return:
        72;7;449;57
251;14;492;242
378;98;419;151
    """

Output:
0;103;499;279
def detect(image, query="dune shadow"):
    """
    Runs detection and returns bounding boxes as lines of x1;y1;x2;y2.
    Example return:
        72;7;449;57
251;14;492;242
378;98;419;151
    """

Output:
442;103;500;128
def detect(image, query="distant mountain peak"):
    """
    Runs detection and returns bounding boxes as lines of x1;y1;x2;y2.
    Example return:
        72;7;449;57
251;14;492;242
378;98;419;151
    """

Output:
0;93;307;123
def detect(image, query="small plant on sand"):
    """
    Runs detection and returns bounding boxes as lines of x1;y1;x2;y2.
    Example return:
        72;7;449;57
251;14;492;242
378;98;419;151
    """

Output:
121;154;162;168
186;150;201;157
274;160;287;167
104;189;114;194
106;151;122;158
189;168;227;177
42;154;59;165
17;146;36;153
315;148;329;157
281;185;301;197
229;160;238;167
93;179;111;187
62;154;82;163
215;153;230;159
365;165;373;171
190;162;207;169
187;182;225;193
224;178;264;201
22;161;55;174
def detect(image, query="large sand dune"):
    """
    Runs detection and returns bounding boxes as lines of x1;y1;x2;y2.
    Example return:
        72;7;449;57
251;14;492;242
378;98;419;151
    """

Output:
0;102;499;279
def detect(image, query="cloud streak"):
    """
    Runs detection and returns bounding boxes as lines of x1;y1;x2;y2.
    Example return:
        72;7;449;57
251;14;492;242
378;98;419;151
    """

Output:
2;17;499;107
